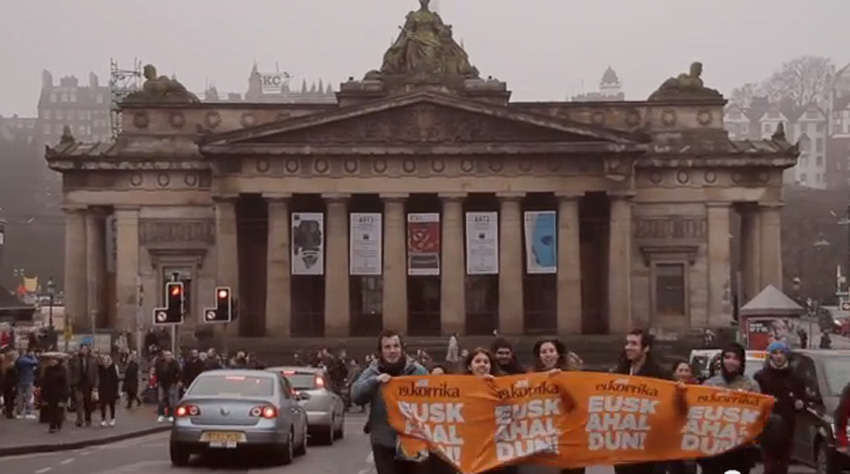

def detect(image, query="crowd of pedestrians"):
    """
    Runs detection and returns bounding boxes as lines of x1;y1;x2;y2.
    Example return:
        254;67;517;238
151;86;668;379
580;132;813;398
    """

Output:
351;329;850;474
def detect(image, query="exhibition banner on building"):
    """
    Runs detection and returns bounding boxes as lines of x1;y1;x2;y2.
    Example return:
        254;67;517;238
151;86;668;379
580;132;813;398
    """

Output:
465;212;498;275
349;212;382;276
408;213;441;276
291;212;324;275
523;210;557;274
386;372;775;474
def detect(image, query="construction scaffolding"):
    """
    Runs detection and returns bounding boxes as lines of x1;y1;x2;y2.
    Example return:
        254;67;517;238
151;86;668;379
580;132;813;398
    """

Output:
109;58;143;139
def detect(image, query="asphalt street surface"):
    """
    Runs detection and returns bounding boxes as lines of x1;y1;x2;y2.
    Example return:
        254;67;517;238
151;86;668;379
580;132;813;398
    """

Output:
2;412;819;474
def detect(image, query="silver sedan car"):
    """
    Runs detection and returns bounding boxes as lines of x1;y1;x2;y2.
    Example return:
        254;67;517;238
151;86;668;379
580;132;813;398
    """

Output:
169;369;308;466
268;367;345;445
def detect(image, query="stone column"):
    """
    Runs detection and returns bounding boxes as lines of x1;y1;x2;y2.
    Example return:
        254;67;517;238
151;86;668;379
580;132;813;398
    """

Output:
707;202;733;326
759;202;783;291
557;193;582;334
381;193;408;333
215;197;240;337
608;194;633;334
63;206;88;331
740;207;761;302
323;193;350;337
114;206;140;333
440;193;466;335
497;193;524;335
86;209;107;328
265;194;291;337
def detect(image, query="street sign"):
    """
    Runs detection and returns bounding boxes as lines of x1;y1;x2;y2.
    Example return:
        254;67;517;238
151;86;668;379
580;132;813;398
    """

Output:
841;301;850;312
153;308;169;324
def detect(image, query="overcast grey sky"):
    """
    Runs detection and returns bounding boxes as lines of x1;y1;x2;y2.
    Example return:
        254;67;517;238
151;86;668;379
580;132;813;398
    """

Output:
1;0;847;116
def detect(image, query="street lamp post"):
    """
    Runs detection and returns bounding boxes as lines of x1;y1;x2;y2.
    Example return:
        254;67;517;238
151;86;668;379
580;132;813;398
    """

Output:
46;277;55;331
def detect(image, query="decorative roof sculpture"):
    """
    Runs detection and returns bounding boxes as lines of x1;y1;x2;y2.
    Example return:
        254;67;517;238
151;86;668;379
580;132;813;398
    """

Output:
124;64;200;104
649;62;723;102
362;0;480;91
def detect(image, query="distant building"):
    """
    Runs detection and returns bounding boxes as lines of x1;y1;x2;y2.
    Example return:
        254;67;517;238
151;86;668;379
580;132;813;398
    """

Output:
37;71;112;147
826;94;850;189
724;97;828;189
203;64;336;104
0;114;37;143
571;67;625;102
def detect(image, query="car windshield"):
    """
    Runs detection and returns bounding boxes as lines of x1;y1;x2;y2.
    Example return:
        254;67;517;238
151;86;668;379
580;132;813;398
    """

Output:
822;357;850;396
284;373;319;390
189;375;274;397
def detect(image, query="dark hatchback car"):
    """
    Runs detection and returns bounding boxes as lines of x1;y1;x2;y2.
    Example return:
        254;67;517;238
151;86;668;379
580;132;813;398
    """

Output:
790;350;850;474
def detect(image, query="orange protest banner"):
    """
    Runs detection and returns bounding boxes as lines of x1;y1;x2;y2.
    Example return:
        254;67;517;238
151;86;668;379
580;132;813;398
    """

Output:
384;372;774;474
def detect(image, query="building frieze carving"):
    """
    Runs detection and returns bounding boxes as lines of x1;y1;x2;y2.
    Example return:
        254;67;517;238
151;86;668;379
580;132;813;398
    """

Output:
139;219;215;245
233;155;606;179
257;103;580;145
50;160;209;171
62;170;211;190
633;217;707;241
636;168;780;188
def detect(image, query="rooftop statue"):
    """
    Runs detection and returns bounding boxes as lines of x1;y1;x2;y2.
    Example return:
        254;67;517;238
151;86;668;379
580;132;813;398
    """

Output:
367;0;479;82
649;62;723;102
124;64;200;104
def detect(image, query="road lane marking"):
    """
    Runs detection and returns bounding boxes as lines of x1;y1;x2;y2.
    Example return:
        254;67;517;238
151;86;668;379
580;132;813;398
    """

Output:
59;458;74;465
35;468;52;474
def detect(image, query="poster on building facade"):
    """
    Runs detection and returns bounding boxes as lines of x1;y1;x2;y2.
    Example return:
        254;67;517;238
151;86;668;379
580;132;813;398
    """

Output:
523;210;557;274
349;213;382;276
407;213;440;276
291;212;324;276
465;212;499;275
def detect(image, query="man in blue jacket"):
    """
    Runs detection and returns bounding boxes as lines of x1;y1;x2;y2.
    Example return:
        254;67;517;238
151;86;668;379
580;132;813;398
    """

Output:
15;349;39;419
351;330;428;474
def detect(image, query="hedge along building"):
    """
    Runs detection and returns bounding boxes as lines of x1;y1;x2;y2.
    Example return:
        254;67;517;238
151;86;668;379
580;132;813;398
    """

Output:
46;1;797;341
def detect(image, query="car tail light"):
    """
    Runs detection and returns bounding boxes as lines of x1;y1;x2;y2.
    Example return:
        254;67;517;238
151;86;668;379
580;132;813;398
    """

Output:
315;376;324;388
250;405;278;419
175;405;200;417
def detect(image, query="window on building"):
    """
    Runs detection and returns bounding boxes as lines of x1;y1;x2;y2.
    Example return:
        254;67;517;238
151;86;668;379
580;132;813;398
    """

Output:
818;174;823;183
817;156;824;166
60;93;68;102
56;110;63;119
800;157;809;167
96;95;104;104
816;138;824;152
654;263;686;317
763;123;772;133
44;110;51;119
817;123;825;133
800;173;808;183
70;94;76;102
50;93;57;102
741;123;749;133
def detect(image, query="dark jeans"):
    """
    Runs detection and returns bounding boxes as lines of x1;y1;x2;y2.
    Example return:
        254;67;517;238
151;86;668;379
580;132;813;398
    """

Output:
75;387;93;424
762;441;792;474
125;390;141;408
615;462;663;474
373;445;424;474
100;400;116;420
2;390;14;418
44;400;64;430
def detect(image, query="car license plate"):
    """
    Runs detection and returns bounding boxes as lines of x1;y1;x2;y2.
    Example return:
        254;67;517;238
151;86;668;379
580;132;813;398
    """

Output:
201;431;246;448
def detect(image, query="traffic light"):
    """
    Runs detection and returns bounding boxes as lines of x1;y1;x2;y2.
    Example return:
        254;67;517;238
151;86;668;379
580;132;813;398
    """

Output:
203;286;233;323
153;281;185;326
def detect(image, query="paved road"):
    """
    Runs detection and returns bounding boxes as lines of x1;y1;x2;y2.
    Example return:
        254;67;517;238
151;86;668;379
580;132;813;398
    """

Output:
1;412;817;474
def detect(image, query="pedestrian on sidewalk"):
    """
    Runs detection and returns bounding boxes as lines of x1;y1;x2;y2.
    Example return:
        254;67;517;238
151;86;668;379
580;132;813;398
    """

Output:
123;352;141;409
1;350;18;419
154;350;181;422
14;348;39;419
68;344;99;427
41;354;69;433
98;354;120;427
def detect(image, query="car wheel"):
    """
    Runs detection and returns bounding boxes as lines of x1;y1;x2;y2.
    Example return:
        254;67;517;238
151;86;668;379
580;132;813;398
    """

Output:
169;442;190;467
816;441;838;474
277;430;294;465
320;415;335;446
294;421;308;456
334;411;345;439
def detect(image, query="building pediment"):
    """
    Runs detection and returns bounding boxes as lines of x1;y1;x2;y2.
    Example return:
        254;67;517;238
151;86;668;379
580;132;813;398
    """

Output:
201;91;648;155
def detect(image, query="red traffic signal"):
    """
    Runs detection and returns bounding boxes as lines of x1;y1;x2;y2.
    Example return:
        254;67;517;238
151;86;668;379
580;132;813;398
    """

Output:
171;285;182;296
217;288;229;300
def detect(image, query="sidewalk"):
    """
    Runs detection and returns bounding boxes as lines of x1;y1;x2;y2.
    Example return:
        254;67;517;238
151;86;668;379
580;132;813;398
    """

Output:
0;405;170;457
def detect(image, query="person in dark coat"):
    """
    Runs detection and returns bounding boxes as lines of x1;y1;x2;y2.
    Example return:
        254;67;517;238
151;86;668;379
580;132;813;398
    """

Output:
180;349;205;389
68;344;99;427
754;341;807;474
1;351;18;419
97;354;120;426
490;337;526;375
836;381;850;450
123;352;141;408
41;355;69;433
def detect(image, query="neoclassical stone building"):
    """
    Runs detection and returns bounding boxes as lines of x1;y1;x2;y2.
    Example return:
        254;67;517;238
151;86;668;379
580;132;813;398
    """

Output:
47;2;796;340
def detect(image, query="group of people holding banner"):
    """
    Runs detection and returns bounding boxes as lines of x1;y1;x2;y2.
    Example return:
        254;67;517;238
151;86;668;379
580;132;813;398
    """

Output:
350;328;849;474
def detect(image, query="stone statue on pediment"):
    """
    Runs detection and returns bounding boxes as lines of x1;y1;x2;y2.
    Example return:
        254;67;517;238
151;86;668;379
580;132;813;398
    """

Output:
124;64;200;104
649;62;723;102
365;0;479;84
